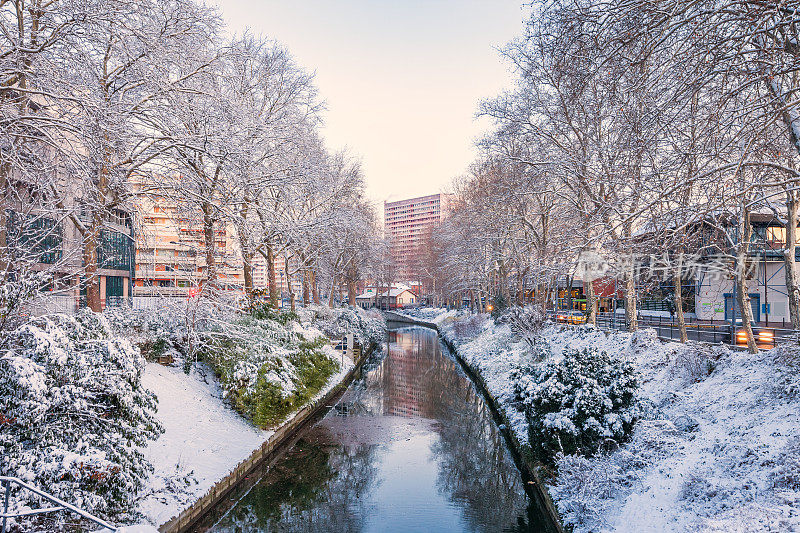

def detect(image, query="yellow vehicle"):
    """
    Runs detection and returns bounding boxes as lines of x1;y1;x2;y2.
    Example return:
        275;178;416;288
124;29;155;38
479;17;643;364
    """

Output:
556;310;587;325
729;318;774;348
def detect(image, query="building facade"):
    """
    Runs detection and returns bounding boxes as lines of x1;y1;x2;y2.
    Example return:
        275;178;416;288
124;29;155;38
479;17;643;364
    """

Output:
17;192;135;313
133;182;303;301
694;214;798;324
384;193;450;283
132;185;243;297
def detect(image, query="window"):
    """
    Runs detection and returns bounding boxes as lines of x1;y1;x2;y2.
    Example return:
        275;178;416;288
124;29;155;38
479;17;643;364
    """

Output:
99;230;134;271
6;211;63;264
764;226;800;248
106;276;124;298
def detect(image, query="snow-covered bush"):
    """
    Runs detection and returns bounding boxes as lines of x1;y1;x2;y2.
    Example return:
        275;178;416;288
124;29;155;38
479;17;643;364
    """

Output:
304;305;385;347
401;307;449;321
515;347;640;459
671;343;724;383
246;300;299;326
199;313;340;428
499;305;546;347
0;311;163;524
550;418;684;532
104;304;189;362
2;273;52;331
771;438;800;491
106;302;384;430
451;314;486;340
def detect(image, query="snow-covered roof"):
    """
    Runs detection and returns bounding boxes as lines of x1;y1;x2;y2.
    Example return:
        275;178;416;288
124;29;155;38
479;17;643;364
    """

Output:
355;292;377;300
382;287;415;298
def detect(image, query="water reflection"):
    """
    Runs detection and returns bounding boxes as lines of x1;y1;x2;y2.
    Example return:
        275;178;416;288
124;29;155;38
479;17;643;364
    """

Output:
209;326;548;533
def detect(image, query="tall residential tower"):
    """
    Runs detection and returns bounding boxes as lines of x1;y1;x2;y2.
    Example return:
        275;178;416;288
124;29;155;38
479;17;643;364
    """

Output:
384;193;451;284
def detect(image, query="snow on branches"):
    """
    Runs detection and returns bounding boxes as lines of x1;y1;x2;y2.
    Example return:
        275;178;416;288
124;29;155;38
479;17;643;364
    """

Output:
0;311;162;523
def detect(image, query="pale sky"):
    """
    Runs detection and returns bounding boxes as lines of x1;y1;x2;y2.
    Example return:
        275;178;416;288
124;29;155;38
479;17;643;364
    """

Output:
207;0;526;205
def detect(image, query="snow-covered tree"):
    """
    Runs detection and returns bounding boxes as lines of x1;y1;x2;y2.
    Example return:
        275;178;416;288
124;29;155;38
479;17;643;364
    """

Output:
0;311;162;523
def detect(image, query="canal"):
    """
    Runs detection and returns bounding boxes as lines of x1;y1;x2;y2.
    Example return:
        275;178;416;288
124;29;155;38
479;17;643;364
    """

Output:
201;325;556;532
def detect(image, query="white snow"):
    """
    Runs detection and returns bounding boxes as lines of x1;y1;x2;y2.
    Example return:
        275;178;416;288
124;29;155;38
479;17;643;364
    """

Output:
437;313;800;533
137;353;354;526
396;307;459;326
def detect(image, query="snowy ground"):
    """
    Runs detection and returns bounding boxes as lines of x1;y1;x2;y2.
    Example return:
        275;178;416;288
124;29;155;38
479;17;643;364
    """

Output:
413;308;800;533
395;306;459;325
137;349;354;527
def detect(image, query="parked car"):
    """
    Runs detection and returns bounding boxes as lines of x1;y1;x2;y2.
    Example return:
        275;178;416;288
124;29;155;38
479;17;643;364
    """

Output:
556;310;587;325
726;318;774;346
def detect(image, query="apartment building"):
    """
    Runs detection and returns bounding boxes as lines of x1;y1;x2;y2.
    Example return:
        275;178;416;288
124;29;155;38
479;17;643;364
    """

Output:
133;188;243;297
13;183;135;312
384;193;451;283
251;253;303;299
133;181;303;300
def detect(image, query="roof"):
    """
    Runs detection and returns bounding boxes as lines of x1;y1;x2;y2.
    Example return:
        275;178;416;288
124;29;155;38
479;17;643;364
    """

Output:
355;292;377;300
382;287;415;298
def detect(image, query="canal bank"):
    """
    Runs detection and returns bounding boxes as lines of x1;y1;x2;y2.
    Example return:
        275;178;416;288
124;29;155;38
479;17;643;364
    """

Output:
384;311;565;533
196;324;559;532
158;342;377;533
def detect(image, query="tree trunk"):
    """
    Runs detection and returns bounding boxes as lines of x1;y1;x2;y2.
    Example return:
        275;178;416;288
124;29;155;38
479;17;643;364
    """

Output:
201;202;216;290
785;193;800;332
84;216;102;312
239;201;253;299
586;279;597;325
311;270;320;304
287;269;296;313
499;263;510;303
625;267;638;332
328;275;337;307
674;259;688;343
85;152;110;312
566;274;573;311
242;252;254;299
0;165;8;276
266;243;278;307
737;208;758;354
302;271;310;306
348;279;357;308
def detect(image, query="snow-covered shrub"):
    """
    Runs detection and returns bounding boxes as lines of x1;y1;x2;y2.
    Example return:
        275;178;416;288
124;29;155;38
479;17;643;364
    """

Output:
672;343;724;383
104;304;188;361
629;328;659;354
247;300;300;325
246;337;339;427
0;311;163;524
515;347;640;459
550;452;624;531
511;342;553;380
451;314;486;340
550;418;686;532
402;307;449;321
771;438;800;491
3;272;52;331
200;314;341;428
305;305;385;347
500;305;546;347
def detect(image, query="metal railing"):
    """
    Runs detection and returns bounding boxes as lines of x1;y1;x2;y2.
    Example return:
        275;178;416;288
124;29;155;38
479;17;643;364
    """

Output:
547;310;800;349
0;476;117;533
